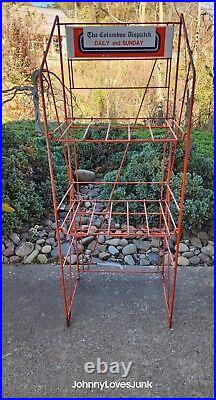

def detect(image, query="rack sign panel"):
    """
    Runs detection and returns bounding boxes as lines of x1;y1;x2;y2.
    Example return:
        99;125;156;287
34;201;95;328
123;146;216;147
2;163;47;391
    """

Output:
66;25;174;59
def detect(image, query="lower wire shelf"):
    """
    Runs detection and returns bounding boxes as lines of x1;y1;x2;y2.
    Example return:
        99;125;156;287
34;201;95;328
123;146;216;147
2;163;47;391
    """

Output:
59;198;177;239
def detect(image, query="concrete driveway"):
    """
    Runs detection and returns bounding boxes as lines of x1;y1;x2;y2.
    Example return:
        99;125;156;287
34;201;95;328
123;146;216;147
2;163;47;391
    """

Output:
3;264;213;398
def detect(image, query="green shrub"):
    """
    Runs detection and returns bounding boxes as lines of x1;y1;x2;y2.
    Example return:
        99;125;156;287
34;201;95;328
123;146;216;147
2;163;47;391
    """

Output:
2;120;68;235
102;141;213;234
3;120;213;236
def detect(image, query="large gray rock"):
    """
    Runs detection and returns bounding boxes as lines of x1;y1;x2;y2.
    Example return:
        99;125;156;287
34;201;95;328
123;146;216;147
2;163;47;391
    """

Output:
190;237;202;249
108;246;119;256
147;252;159;265
37;254;48;264
87;240;99;255
4;244;15;257
151;238;160;248
201;245;214;257
124;255;135;265
81;236;94;246
24;250;39;264
197;231;209;242
10;233;21;245
178;243;189;252
77;169;95;182
45;237;55;246
36;239;45;245
182;251;194;258
15;242;34;258
98;235;105;244
106;238;120;246
178;256;190;266
119;238;128;246
139;255;150;266
190;256;200;265
37;230;47;238
99;252;110;261
51;242;77;258
99;244;107;252
199;252;212;265
133;239;150;252
122;243;137;255
42;245;52;254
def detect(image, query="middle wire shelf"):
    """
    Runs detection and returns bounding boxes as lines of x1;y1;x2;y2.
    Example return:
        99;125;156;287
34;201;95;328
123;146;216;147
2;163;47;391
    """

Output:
49;118;185;143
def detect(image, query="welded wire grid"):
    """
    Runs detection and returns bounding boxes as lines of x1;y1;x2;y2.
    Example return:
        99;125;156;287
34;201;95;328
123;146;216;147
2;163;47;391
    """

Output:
39;14;195;328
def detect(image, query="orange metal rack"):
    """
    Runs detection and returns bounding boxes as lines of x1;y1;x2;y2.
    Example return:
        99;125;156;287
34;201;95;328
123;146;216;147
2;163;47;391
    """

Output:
39;14;195;328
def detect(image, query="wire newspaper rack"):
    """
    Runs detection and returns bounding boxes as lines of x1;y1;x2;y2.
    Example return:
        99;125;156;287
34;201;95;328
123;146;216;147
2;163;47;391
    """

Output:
39;14;195;328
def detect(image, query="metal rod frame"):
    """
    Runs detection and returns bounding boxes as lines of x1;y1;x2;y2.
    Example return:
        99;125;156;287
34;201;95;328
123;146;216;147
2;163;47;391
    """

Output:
39;14;196;328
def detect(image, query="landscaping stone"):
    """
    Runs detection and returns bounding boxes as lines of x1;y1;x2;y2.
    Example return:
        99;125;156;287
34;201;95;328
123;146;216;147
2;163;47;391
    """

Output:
48;231;56;238
105;238;120;246
85;201;92;209
194;250;201;255
201;245;214;257
5;238;14;247
9;255;21;264
139;255;150;266
122;243;137;255
147;252;159;265
178;243;189;252
190;237;202;248
81;236;94;246
37;230;47;238
87;241;100;255
108;246;119;256
36;239;45;245
178;256;190;266
45;219;53;227
10;233;20;245
151;238;160;248
182;251;194;258
133;239;150;252
93;219;101;228
190;256;200;265
98;235;105;244
41;245;52;254
197;231;209;242
24;250;39;264
151;247;159;253
15;242;34;258
45;237;55;246
124;255;135;265
199;252;212;265
119;238;128;246
99;252;110;261
35;244;42;251
37;254;48;264
77;169;95;182
4;244;15;257
98;244;106;252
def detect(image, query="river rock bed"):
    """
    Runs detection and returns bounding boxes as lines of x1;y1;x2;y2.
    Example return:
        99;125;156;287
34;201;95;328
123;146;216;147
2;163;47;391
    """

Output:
3;184;214;267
